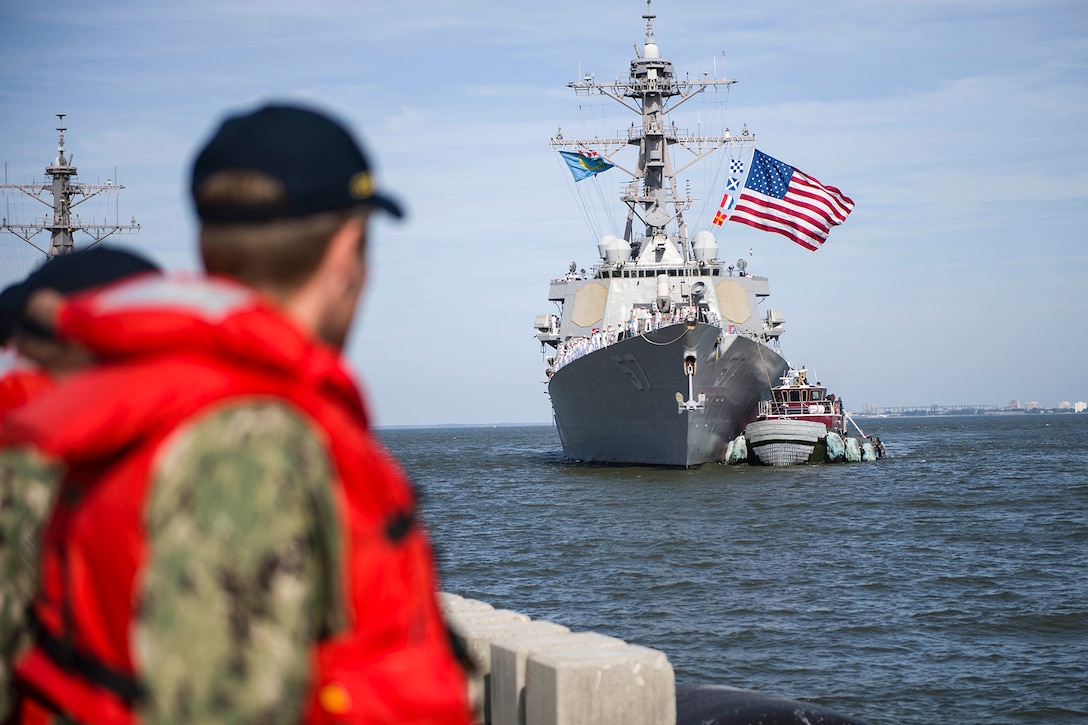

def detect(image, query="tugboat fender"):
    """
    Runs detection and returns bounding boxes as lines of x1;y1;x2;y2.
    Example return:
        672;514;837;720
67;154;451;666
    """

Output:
844;436;862;462
826;430;845;461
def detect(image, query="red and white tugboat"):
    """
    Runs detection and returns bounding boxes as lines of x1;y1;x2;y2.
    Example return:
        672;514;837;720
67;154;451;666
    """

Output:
744;367;851;465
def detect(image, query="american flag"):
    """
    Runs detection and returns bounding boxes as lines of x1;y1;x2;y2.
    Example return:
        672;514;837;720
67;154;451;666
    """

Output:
729;150;854;251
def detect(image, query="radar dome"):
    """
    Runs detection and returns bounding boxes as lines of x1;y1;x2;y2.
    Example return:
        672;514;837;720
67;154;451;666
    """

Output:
644;42;660;59
604;235;631;264
598;234;620;261
691;231;719;263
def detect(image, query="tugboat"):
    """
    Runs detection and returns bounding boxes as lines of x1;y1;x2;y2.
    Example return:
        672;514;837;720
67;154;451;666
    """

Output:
744;368;845;465
742;367;883;465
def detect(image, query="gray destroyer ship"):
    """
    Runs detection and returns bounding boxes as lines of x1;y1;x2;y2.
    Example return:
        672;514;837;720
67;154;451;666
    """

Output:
535;4;790;467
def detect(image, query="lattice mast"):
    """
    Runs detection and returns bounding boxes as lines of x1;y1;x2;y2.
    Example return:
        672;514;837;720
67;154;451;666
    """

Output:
549;0;752;260
2;114;140;258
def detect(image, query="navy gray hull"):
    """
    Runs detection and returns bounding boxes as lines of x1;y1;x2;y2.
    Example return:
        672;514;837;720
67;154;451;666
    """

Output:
548;323;788;467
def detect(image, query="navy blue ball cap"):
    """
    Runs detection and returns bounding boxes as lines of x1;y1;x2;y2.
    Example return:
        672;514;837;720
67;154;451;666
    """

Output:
191;103;404;224
0;245;160;342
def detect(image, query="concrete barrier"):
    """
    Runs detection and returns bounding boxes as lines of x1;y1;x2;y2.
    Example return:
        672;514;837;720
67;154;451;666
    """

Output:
526;644;676;725
490;631;626;725
440;591;496;613
441;593;675;725
458;617;571;723
444;602;530;721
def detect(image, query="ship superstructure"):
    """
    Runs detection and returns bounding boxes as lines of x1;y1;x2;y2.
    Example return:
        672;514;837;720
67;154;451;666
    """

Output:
535;3;789;466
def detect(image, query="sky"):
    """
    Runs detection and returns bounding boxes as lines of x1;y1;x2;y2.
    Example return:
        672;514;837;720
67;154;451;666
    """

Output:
1;0;1086;426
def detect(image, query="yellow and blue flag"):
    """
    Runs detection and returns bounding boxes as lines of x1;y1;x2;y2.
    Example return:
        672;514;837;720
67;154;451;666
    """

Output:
559;150;614;181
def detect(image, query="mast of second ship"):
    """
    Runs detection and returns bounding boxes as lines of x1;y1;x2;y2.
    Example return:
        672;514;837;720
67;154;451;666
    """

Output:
1;114;140;258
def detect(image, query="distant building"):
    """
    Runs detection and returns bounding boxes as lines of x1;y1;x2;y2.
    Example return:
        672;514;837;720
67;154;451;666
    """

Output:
1025;401;1041;411
1060;401;1072;410
1007;400;1021;410
1076;401;1087;414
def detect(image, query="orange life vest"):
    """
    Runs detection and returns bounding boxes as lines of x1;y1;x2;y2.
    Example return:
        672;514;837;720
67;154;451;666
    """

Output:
2;275;471;724
0;363;52;419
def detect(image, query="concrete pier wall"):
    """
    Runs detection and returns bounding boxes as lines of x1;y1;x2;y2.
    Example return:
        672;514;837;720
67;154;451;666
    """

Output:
441;592;676;725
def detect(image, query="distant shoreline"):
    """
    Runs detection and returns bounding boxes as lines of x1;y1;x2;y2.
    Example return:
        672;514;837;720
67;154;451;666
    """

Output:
377;410;1086;430
376;422;553;431
853;408;1084;418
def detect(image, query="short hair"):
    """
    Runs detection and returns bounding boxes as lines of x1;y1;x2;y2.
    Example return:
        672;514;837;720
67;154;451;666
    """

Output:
196;170;365;294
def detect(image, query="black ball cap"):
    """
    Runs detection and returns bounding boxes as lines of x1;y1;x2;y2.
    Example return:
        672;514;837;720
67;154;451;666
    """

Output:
0;246;160;342
191;104;404;223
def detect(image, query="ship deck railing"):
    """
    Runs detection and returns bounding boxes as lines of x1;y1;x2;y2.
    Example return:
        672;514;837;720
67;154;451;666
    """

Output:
553;306;735;372
758;399;840;418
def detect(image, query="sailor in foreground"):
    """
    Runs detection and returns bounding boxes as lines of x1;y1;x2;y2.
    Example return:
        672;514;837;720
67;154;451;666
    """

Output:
0;104;472;724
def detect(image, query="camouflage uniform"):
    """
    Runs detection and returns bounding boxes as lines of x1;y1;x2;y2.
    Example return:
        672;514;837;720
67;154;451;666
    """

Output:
0;448;62;720
136;401;347;723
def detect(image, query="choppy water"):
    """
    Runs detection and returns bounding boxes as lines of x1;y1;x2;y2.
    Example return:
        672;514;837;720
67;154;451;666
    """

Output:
379;414;1088;724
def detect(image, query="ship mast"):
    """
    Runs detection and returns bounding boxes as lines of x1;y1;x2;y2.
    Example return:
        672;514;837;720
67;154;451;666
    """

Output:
2;113;140;258
550;0;753;261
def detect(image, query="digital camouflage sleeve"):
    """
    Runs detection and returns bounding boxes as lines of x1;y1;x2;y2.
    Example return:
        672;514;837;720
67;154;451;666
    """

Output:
136;401;347;724
0;447;63;721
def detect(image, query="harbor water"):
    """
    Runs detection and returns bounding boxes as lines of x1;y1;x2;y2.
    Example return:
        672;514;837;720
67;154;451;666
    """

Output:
379;414;1088;724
